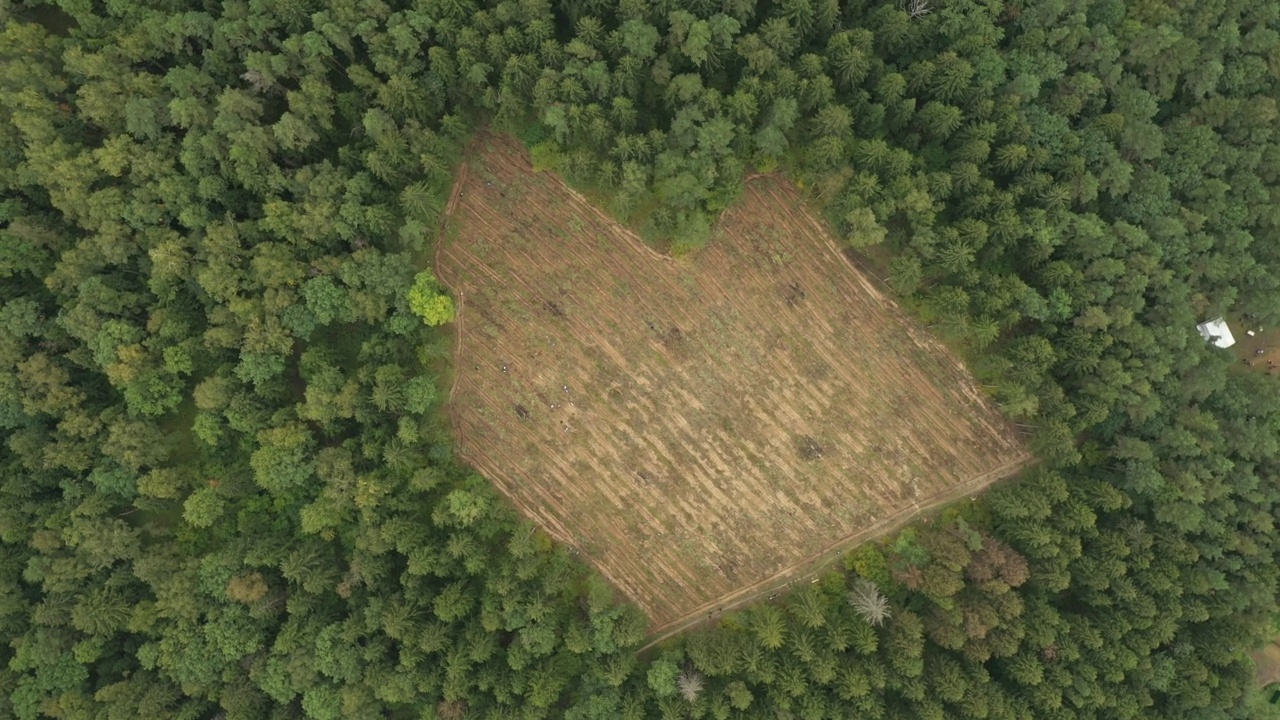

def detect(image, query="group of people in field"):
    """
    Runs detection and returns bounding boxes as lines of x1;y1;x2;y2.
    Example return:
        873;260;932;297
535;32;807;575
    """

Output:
1241;347;1280;373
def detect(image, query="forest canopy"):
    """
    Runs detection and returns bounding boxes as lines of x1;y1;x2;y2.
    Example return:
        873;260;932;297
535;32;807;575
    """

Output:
2;0;1280;719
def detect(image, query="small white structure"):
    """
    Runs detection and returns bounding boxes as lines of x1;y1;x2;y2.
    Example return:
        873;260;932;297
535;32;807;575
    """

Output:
1196;317;1236;348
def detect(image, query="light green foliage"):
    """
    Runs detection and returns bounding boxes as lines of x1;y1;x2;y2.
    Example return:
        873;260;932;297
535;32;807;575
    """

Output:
250;424;316;497
845;543;892;587
404;375;438;414
235;351;286;388
442;486;490;527
183;487;225;528
646;657;679;698
724;680;752;710
302;275;349;326
407;271;456;326
843;206;887;248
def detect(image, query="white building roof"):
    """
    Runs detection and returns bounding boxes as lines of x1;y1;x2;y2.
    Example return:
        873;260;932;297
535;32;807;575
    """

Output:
1196;317;1235;348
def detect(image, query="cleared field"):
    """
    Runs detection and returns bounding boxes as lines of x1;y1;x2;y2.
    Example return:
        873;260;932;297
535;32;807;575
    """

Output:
435;135;1030;629
1255;638;1280;688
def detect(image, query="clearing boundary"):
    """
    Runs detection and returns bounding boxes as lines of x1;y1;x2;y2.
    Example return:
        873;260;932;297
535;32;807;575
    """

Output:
433;133;1032;628
636;454;1035;652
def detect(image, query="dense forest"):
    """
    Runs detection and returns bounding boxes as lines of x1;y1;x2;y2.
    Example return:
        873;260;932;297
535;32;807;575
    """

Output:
3;0;1280;718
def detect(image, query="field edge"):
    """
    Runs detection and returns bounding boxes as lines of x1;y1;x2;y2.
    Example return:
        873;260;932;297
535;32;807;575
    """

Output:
432;132;1032;632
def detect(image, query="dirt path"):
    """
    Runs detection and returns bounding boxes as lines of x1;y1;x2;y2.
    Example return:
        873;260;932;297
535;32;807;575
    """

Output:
635;453;1035;653
436;145;473;430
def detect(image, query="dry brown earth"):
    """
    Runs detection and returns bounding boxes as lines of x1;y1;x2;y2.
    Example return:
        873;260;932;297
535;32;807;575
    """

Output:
1255;640;1280;688
435;134;1030;629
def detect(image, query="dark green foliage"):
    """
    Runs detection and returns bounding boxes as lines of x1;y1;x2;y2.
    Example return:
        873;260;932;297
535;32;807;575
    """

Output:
2;0;1280;718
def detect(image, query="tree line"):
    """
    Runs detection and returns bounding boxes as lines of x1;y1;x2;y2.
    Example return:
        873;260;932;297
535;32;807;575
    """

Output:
2;0;1280;718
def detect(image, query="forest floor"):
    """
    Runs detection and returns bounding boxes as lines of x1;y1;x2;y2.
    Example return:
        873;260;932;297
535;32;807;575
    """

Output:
434;133;1031;629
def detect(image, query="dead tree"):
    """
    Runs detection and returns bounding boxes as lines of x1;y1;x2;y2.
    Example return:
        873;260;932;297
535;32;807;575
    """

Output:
677;666;704;703
899;0;933;19
847;578;892;626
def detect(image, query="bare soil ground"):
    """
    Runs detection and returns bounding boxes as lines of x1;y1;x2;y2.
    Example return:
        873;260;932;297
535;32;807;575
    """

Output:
435;134;1031;629
1255;640;1280;688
